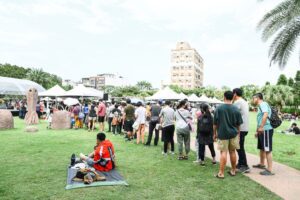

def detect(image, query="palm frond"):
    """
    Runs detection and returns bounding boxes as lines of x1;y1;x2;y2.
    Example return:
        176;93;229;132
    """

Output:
268;18;300;68
257;0;293;30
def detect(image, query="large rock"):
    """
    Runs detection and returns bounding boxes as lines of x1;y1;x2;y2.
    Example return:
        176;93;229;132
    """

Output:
52;110;71;130
0;109;14;129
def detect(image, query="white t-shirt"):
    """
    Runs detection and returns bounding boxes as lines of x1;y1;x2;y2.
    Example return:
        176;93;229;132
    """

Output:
234;98;249;132
108;105;115;118
175;108;191;130
135;106;146;124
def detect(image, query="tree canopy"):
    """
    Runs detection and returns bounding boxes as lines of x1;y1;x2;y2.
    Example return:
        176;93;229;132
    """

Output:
0;63;62;89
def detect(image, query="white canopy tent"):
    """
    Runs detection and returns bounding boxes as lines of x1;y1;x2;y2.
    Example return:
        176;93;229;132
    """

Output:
60;84;103;98
206;97;223;104
211;97;223;104
0;76;45;95
146;87;181;100
179;92;188;99
198;94;210;102
188;94;201;102
39;85;66;97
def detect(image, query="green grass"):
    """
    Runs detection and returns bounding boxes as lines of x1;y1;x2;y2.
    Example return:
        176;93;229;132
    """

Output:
245;112;300;170
0;118;280;200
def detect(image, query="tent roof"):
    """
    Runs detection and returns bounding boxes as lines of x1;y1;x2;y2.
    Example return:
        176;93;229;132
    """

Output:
146;87;180;100
199;94;210;102
212;97;223;104
188;94;201;102
179;92;188;99
39;85;66;97
61;84;103;97
0;76;45;95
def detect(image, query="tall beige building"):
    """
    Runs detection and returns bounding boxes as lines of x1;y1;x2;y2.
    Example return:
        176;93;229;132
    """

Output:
170;42;204;89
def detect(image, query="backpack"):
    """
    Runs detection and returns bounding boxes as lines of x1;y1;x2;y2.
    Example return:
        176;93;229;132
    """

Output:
259;105;282;129
198;114;212;135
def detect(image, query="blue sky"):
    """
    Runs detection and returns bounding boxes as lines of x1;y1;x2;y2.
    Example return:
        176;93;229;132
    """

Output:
0;0;299;88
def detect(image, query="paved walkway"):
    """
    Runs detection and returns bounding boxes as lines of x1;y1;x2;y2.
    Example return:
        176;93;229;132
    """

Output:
188;138;300;200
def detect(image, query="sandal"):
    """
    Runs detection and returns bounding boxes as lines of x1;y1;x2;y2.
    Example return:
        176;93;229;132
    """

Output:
252;164;266;169
215;174;224;179
183;156;189;160
177;156;184;160
227;171;236;176
212;161;217;165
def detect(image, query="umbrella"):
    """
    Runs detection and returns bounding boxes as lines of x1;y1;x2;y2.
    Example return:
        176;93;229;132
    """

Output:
130;98;144;105
0;76;45;95
63;98;79;106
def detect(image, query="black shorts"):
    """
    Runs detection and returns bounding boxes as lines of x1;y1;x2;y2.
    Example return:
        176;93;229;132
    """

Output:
257;129;273;152
98;116;105;123
124;120;134;132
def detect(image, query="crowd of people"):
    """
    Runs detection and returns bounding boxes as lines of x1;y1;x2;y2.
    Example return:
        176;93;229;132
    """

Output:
61;87;291;178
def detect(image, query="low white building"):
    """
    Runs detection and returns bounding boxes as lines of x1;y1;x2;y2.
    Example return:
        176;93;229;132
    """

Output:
82;73;129;90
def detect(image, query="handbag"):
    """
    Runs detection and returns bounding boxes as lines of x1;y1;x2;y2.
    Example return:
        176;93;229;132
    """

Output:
177;110;192;131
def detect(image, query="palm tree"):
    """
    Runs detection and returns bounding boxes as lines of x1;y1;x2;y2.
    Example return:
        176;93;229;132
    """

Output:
27;68;47;88
136;81;152;91
257;0;300;68
262;84;294;110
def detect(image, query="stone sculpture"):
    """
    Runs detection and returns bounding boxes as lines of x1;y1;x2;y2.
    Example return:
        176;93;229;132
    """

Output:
24;88;39;125
0;109;14;129
52;110;71;129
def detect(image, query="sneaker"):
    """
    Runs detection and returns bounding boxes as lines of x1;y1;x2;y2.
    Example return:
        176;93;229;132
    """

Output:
239;166;251;174
193;160;200;164
162;152;167;156
260;169;274;176
200;161;206;166
170;151;175;155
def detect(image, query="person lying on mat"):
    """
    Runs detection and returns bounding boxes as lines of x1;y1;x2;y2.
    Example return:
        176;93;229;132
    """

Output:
79;132;116;172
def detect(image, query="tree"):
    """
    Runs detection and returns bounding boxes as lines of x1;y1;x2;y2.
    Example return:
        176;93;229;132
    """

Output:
136;81;152;91
294;70;300;108
0;63;30;79
277;74;288;85
262;84;294;110
26;68;47;88
257;0;300;68
240;84;260;101
288;77;295;87
265;81;271;86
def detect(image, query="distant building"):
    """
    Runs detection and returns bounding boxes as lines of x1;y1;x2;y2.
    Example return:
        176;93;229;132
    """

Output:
62;79;78;88
170;42;204;89
82;73;129;90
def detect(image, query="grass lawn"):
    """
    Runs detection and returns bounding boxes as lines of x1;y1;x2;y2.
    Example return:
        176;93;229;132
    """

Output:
245;112;300;170
0;118;281;200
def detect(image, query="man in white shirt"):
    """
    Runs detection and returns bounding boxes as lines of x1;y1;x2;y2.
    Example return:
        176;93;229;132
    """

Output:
233;88;250;173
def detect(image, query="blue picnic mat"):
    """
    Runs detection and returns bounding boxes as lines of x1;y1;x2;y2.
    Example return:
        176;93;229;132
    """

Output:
66;167;129;190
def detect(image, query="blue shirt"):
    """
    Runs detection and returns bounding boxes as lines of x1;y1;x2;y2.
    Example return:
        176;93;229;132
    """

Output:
257;102;273;130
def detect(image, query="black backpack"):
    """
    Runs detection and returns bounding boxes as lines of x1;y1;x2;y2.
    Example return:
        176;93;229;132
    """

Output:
198;114;212;136
259;105;282;129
